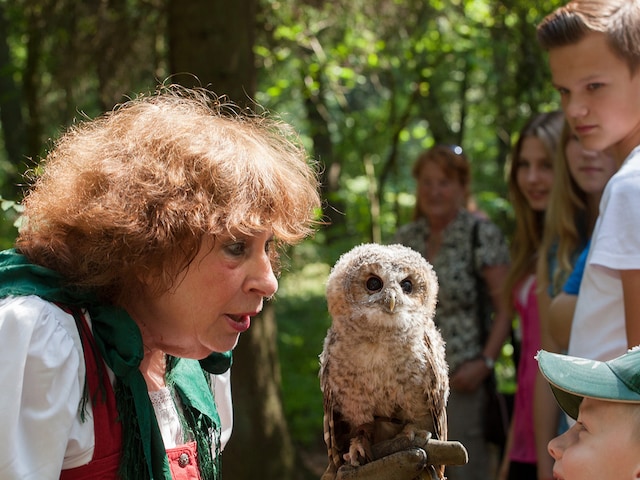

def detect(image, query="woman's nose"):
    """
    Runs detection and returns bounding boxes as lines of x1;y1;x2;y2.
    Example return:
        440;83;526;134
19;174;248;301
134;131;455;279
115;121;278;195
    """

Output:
249;251;279;298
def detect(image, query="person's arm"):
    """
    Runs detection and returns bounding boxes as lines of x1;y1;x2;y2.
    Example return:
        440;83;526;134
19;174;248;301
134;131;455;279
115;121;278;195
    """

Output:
548;242;589;350
621;269;640;347
548;292;577;351
0;298;84;477
450;263;511;392
533;370;558;480
533;265;560;480
497;416;515;480
481;263;513;360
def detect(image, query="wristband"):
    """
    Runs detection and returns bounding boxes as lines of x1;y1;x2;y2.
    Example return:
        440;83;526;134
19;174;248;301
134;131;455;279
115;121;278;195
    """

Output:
481;355;495;370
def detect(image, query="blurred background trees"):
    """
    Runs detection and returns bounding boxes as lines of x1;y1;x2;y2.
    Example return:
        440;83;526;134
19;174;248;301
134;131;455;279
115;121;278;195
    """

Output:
0;0;564;478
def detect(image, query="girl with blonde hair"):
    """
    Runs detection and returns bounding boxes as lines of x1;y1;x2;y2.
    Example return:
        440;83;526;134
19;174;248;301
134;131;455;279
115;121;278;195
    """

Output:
534;123;616;480
499;110;564;480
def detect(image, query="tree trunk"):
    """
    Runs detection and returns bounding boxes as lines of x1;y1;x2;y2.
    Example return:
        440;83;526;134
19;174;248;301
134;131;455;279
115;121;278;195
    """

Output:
222;304;296;479
0;2;26;199
168;0;257;106
167;1;295;478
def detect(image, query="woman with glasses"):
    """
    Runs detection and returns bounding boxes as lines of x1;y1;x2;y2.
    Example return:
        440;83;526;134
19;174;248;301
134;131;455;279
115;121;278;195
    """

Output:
393;145;511;480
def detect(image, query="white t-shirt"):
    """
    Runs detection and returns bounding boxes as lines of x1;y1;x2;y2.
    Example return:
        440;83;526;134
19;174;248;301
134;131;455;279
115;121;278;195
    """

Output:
569;146;640;361
0;295;233;479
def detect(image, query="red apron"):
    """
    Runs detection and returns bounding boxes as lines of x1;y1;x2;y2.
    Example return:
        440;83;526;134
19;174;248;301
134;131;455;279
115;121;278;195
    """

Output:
59;307;204;479
60;308;122;479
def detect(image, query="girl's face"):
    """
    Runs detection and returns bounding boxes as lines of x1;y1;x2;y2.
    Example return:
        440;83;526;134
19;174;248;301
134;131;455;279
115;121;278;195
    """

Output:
565;135;617;198
515;136;554;212
126;230;278;359
417;161;465;226
548;398;640;480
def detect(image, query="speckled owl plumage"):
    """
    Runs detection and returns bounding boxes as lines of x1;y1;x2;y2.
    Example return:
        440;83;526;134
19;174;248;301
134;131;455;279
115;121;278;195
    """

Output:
320;243;449;480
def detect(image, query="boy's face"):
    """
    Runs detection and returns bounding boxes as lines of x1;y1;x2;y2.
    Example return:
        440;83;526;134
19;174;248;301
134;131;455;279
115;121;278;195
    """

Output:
549;31;640;163
548;398;640;480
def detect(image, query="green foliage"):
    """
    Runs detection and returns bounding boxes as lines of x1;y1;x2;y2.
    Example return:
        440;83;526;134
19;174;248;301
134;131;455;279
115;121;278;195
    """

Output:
0;0;567;450
0;197;22;249
254;0;565;248
276;261;331;446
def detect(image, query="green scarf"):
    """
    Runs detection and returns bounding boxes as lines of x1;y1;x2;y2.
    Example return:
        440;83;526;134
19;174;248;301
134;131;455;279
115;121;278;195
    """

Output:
0;249;232;479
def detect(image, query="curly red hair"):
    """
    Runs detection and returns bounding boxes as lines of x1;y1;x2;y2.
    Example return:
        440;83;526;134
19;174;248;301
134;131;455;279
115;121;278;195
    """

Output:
17;86;321;304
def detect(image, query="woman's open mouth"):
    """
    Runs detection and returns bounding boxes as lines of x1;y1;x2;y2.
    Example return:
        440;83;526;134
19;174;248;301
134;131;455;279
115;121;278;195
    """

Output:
226;314;251;332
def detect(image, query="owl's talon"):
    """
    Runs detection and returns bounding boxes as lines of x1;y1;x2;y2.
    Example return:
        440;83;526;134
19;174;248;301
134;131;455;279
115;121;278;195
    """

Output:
346;436;369;466
400;425;431;446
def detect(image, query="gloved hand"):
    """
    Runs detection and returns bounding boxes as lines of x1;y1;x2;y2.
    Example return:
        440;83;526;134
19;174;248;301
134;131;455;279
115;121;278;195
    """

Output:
321;431;468;480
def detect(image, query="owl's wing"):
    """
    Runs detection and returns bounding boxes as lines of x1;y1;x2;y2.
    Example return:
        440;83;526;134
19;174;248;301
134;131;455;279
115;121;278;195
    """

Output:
320;358;352;479
423;331;449;443
419;331;449;480
321;386;341;478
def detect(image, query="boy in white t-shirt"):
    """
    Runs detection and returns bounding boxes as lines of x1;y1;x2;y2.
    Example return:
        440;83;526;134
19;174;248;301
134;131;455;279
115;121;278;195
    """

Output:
537;0;640;360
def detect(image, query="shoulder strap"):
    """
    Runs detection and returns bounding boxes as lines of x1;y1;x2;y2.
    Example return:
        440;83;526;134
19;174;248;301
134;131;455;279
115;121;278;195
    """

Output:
470;219;489;343
471;219;480;271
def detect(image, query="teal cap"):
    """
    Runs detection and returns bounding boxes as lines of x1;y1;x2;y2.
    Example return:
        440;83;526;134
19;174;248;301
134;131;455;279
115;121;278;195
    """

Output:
537;348;640;419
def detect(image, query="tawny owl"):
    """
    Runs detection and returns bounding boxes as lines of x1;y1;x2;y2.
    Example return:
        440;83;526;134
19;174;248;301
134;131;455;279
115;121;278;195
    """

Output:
320;243;449;480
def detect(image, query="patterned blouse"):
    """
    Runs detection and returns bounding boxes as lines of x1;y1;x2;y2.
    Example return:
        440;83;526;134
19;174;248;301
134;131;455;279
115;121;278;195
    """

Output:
392;209;509;372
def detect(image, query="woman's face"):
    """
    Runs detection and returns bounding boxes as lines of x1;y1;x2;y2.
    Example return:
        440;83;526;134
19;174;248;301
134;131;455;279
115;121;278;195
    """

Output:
565;134;617;198
515;136;555;212
127;230;278;359
548;398;640;480
416;161;465;225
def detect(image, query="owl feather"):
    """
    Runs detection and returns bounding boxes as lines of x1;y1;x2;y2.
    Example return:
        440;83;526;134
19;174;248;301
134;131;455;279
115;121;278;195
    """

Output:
320;243;449;480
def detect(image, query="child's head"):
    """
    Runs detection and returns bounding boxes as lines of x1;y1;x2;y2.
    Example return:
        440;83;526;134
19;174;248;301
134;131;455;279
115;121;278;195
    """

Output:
507;110;564;215
541;123;616;294
537;1;640;159
538;348;640;479
537;1;640;75
503;111;563;302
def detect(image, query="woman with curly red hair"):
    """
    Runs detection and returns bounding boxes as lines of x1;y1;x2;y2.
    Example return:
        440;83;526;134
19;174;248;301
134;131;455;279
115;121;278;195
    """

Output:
0;86;321;479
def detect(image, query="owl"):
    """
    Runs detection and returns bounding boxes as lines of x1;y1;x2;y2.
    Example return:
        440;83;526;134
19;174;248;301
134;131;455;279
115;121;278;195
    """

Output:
319;243;449;480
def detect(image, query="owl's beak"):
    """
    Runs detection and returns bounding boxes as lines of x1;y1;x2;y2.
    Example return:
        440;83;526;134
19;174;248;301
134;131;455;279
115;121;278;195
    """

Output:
388;293;396;313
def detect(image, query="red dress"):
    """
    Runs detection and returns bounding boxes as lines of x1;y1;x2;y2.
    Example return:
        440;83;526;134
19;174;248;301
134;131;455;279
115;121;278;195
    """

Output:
60;308;122;479
60;308;204;479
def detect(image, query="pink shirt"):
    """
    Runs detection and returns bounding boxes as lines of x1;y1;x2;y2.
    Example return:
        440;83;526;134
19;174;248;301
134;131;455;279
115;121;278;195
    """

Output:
510;274;540;464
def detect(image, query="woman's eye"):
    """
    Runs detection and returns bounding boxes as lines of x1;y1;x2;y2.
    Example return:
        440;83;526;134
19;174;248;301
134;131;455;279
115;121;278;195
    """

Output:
225;242;246;256
265;236;278;255
400;279;413;294
366;276;383;292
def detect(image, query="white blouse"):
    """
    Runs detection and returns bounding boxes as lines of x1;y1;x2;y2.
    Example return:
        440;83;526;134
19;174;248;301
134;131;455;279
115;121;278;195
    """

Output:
0;295;233;479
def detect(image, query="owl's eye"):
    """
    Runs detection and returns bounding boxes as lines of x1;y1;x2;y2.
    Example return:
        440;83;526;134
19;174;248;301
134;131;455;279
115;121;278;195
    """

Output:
365;275;383;292
400;278;413;294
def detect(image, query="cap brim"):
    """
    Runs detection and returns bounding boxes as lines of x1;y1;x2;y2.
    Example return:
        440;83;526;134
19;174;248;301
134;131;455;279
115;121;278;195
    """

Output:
537;350;640;419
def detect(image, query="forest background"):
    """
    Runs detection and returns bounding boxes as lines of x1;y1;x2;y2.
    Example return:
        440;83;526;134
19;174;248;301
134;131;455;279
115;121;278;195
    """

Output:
0;0;565;478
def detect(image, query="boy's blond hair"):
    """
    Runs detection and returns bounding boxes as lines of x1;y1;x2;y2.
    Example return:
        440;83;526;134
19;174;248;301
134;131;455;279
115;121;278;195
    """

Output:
537;0;640;74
